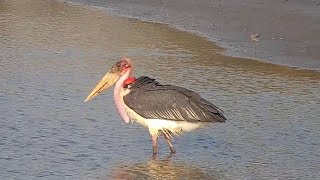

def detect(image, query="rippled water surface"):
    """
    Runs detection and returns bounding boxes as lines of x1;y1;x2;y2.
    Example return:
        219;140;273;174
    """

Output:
1;0;320;179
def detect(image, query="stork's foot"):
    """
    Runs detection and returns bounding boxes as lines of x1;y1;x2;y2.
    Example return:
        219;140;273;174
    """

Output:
164;133;176;154
151;135;158;155
153;146;158;155
169;146;176;154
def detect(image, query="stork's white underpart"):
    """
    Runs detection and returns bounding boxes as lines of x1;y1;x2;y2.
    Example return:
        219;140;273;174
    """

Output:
124;103;205;136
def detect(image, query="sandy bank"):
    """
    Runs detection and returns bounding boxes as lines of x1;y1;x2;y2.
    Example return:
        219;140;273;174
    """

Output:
66;0;320;71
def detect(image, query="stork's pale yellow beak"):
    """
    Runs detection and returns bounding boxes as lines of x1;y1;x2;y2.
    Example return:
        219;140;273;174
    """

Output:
84;69;120;102
84;59;132;102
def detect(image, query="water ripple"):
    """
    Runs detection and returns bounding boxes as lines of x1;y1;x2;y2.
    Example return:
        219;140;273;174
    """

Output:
0;0;319;179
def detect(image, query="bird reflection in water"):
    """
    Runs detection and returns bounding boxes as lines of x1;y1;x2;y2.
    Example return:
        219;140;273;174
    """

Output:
110;155;217;180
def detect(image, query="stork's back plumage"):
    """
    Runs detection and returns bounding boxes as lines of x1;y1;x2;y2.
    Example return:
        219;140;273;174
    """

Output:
123;76;226;123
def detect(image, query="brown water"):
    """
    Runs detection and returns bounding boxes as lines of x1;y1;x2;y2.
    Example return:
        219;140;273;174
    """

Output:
1;0;320;179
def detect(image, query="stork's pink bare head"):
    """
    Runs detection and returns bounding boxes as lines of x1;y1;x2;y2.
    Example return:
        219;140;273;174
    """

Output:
112;58;132;75
84;58;133;102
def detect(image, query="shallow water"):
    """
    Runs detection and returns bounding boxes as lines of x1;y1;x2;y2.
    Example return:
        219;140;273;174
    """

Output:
1;0;320;179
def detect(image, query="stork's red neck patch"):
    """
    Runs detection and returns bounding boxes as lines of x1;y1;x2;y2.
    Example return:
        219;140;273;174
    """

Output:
123;77;136;87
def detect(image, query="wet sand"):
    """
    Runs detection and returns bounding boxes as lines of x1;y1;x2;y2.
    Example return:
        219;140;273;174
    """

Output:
66;0;320;71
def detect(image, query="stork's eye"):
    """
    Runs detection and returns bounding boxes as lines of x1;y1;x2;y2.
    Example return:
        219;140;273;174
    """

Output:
116;62;121;68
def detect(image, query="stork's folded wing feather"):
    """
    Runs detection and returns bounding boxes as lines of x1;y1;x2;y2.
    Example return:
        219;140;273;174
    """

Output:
123;76;226;123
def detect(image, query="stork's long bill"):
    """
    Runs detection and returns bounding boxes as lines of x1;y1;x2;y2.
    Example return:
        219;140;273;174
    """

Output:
84;59;132;102
84;71;120;102
84;58;226;155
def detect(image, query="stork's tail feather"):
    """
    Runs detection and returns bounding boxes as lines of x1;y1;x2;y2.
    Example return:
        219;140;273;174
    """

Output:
200;98;227;123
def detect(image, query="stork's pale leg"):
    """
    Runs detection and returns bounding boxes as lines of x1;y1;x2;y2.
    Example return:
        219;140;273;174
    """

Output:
164;133;176;154
151;135;158;154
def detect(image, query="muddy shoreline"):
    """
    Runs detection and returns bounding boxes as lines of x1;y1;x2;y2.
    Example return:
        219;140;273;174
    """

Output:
63;0;320;71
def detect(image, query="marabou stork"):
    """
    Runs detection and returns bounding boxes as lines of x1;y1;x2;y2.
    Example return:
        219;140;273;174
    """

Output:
84;58;226;154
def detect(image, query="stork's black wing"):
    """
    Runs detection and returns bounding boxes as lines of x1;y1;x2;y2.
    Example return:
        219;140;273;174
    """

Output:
123;76;226;123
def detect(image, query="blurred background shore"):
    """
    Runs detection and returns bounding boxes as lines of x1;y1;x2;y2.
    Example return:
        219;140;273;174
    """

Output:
65;0;320;71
